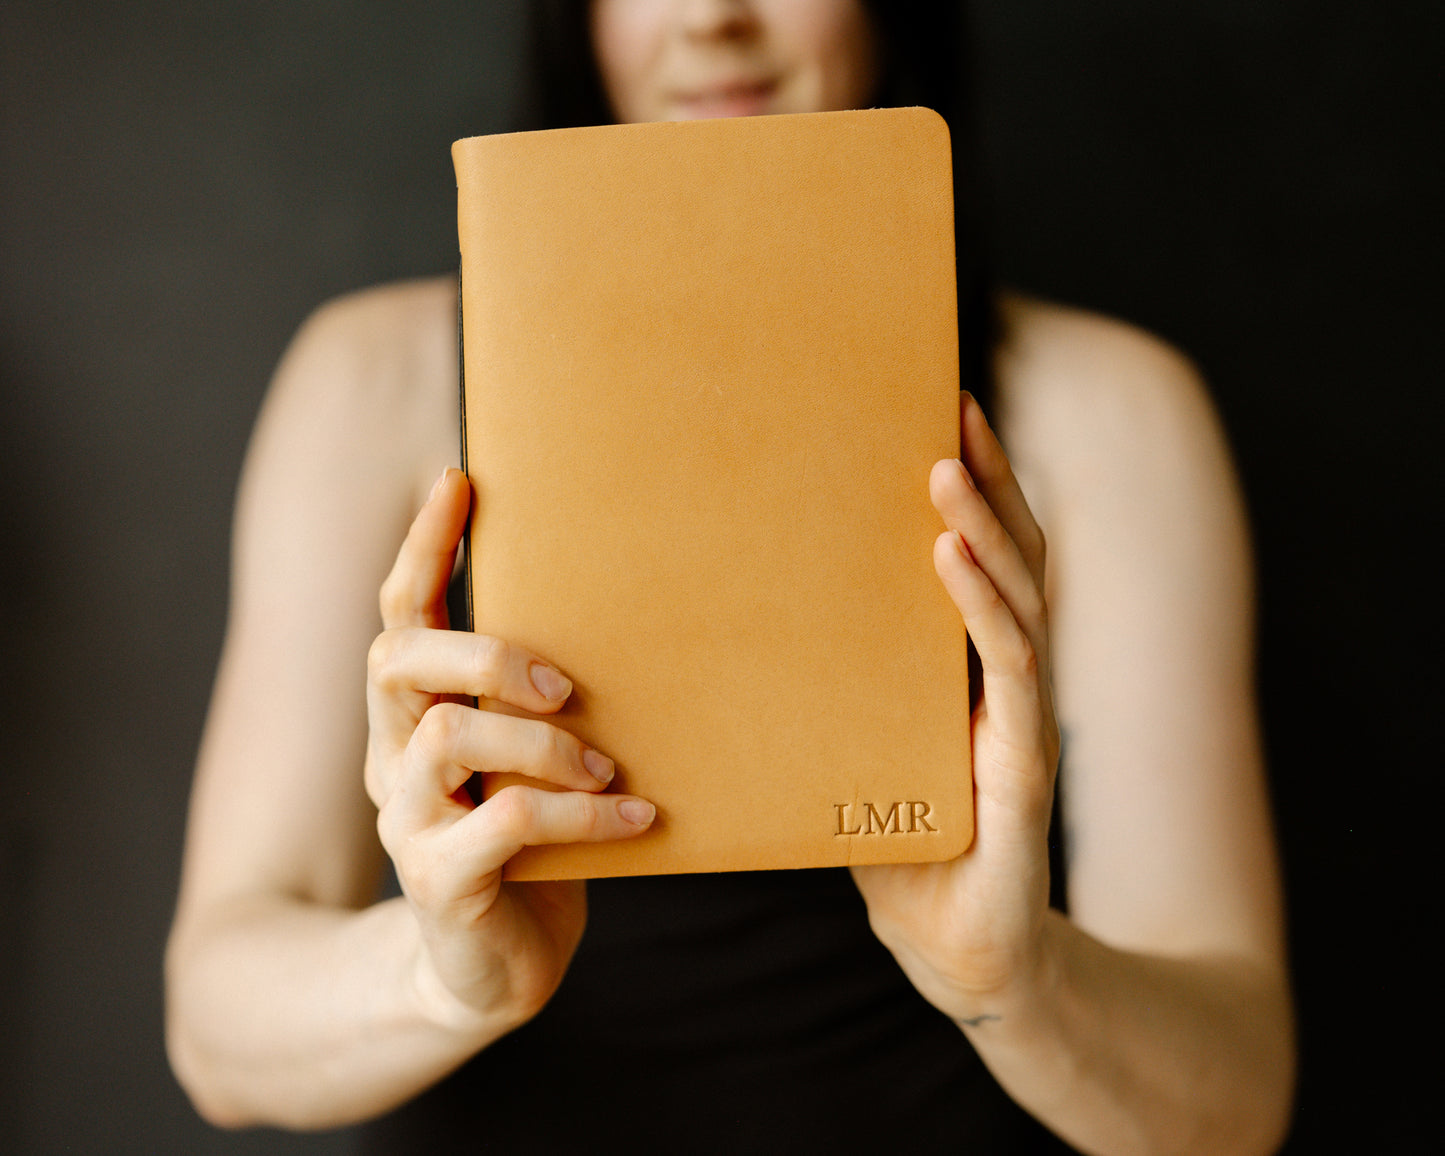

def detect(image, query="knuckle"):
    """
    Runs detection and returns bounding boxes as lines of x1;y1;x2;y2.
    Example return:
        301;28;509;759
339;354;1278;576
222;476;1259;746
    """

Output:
1010;634;1041;680
366;630;395;679
1018;519;1045;563
1031;524;1048;567
538;723;576;773
571;795;601;840
413;701;468;762
1044;722;1062;772
987;737;1053;818
976;581;1008;619
377;569;412;622
374;799;407;858
512;717;559;775
470;633;509;689
981;514;1013;556
1033;594;1050;635
523;721;552;769
484;784;535;839
363;755;387;810
1017;585;1048;634
367;627;421;690
398;856;443;912
547;790;600;840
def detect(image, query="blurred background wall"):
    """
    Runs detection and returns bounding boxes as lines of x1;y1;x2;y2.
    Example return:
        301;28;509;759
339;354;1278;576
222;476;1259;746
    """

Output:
1;1;1437;1151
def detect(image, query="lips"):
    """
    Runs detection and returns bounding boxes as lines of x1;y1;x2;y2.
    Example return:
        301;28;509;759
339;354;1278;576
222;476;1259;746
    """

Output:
670;78;779;119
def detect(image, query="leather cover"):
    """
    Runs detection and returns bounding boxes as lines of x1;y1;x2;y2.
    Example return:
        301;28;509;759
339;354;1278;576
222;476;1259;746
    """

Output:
453;107;971;879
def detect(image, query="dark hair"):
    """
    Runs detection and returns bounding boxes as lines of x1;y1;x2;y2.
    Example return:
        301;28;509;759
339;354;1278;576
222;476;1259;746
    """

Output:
518;1;993;409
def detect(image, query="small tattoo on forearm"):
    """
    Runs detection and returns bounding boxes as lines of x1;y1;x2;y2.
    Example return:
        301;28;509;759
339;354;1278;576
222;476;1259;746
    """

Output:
958;1014;1001;1027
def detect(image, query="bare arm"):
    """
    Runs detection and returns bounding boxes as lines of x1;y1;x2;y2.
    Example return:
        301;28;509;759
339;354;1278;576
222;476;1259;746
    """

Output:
165;283;652;1128
167;286;452;1127
854;304;1293;1154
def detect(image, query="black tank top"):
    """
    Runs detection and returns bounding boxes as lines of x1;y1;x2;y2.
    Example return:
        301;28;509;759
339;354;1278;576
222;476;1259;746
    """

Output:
360;866;1076;1153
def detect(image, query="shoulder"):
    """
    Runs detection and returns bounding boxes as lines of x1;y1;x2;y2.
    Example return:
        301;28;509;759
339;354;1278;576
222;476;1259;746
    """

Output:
990;292;1243;548
992;292;1224;481
254;275;459;506
278;275;457;407
298;275;455;349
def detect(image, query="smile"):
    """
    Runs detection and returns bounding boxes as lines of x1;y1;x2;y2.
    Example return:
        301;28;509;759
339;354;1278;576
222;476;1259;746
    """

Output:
670;79;779;119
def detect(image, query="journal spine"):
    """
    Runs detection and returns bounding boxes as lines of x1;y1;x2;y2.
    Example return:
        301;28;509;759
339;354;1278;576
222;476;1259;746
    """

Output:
456;266;474;633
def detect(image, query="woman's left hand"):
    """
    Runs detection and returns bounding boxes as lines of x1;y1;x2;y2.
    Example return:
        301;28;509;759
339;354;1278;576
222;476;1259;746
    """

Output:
851;391;1061;1026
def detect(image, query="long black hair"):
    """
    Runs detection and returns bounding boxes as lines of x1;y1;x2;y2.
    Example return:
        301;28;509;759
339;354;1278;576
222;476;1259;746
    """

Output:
516;1;994;408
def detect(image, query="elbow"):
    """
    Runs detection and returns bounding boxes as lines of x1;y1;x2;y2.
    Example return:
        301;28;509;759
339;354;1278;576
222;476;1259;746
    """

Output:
1210;970;1299;1156
1149;957;1297;1156
165;1009;256;1131
163;926;259;1131
1218;1088;1295;1156
163;915;377;1134
1248;1029;1298;1155
1249;974;1298;1154
1168;1049;1294;1156
1223;1082;1294;1156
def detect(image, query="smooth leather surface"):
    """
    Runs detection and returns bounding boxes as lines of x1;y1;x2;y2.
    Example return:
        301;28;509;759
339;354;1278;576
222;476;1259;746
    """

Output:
454;107;970;879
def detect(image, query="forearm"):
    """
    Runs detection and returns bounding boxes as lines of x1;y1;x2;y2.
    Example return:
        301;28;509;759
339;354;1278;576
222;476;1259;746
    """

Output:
959;912;1294;1156
165;894;504;1130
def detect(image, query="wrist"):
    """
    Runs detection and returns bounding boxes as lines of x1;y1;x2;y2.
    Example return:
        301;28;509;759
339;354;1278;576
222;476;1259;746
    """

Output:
947;910;1065;1038
405;943;517;1045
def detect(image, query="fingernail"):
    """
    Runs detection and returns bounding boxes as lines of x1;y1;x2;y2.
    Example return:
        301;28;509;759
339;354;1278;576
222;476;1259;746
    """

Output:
956;459;978;491
618;800;656;827
583;748;615;785
529;663;572;701
428;469;450;501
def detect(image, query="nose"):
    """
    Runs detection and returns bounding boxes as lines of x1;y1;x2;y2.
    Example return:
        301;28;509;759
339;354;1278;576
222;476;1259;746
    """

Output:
677;0;761;42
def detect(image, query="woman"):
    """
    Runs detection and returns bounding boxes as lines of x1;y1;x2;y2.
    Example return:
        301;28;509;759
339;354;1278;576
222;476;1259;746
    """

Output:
165;2;1295;1151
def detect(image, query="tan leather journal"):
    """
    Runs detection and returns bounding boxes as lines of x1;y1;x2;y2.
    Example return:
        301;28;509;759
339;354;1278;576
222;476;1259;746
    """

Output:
453;107;971;880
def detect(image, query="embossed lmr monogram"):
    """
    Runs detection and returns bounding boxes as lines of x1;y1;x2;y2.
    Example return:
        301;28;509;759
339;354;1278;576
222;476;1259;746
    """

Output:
832;801;938;836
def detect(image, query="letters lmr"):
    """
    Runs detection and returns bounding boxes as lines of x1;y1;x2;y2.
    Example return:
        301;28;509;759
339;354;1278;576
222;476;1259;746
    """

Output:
833;802;937;836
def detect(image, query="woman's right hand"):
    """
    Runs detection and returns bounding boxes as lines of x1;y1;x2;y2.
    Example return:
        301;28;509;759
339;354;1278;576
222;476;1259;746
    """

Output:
363;467;655;1038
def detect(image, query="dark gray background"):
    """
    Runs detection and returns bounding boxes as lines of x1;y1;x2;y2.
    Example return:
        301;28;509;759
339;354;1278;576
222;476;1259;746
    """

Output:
1;1;1438;1151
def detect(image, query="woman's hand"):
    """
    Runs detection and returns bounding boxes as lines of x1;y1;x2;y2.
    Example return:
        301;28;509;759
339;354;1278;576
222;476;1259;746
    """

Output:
850;392;1059;1025
364;468;655;1036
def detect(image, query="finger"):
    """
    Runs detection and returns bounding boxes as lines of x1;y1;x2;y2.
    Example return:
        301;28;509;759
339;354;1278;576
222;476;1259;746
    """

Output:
379;467;470;631
936;529;1059;833
959;392;1046;587
930;457;1047;662
380;702;615;818
440;784;655;871
368;627;573;746
933;529;1049;747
